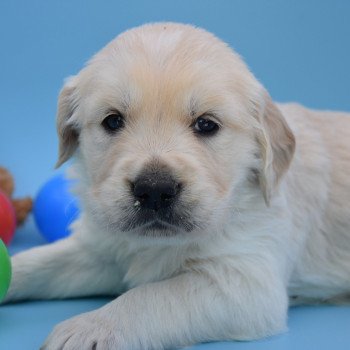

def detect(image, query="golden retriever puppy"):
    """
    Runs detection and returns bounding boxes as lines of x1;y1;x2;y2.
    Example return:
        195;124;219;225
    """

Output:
4;23;350;349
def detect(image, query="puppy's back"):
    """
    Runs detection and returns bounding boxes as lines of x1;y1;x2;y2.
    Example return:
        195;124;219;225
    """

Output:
280;103;350;302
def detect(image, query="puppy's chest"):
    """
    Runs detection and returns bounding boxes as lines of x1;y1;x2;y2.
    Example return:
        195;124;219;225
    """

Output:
113;242;187;290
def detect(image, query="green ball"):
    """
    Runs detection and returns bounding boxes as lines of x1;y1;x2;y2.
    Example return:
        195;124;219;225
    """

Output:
0;239;11;302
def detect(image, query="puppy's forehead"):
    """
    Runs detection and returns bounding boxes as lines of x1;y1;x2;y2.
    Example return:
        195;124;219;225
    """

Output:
97;23;236;70
79;23;259;121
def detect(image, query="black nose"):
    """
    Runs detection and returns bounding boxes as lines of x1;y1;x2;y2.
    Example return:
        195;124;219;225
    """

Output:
132;175;181;211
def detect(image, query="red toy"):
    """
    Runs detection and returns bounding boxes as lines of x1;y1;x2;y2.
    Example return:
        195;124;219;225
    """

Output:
0;167;32;245
0;190;16;245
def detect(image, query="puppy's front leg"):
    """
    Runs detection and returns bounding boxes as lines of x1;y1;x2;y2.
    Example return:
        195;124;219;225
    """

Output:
3;235;120;303
43;265;288;349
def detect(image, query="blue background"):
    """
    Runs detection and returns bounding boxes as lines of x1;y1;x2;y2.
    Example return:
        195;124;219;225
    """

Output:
1;1;350;349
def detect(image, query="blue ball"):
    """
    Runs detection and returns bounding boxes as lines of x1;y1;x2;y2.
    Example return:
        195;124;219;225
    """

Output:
33;173;80;243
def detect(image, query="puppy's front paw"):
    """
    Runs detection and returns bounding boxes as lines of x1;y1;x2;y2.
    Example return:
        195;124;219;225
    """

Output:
41;311;127;350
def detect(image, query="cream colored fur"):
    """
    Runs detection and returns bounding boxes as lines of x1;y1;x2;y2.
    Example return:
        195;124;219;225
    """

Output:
3;23;350;350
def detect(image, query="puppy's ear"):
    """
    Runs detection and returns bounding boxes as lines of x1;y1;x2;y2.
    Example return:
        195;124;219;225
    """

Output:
255;91;295;204
55;76;80;168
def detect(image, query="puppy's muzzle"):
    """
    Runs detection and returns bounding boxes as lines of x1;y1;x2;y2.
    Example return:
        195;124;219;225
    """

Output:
122;164;196;233
132;175;181;211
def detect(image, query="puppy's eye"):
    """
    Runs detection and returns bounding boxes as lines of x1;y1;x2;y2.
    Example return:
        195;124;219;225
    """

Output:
193;116;219;135
102;112;125;133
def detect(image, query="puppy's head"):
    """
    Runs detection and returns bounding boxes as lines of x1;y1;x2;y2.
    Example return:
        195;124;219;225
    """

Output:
56;23;295;239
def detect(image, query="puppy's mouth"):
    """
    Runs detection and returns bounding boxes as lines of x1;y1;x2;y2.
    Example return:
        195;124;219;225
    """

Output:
144;219;175;231
119;206;196;235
